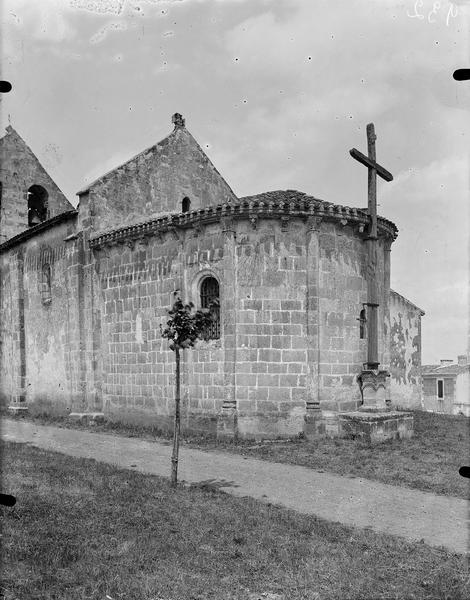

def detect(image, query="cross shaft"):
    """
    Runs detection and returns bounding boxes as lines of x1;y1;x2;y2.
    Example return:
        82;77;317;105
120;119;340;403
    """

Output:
350;123;393;370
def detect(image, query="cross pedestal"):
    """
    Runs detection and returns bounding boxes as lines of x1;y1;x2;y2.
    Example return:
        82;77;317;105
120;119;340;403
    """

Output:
359;369;390;412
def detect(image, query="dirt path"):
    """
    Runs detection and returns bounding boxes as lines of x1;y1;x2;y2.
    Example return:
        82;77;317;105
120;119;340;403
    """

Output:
2;418;468;554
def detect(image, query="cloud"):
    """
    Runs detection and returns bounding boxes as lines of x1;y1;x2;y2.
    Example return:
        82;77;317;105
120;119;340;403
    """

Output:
383;155;469;362
70;0;126;15
2;0;77;47
90;20;128;43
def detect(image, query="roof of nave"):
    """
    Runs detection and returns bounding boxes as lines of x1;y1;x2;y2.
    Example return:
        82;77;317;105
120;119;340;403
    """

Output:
389;289;425;316
89;189;398;250
0;210;78;253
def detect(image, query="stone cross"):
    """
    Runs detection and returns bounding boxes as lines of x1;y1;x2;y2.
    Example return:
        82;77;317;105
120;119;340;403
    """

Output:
350;123;393;370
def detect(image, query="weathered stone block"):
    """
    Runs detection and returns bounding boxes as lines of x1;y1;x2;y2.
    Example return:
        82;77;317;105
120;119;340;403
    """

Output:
339;411;414;443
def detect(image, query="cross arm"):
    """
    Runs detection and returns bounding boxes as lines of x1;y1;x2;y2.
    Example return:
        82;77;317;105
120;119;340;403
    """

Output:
349;148;393;182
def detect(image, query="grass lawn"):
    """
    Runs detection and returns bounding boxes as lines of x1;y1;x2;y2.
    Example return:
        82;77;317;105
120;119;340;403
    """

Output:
1;442;468;600
203;411;470;500
18;410;470;499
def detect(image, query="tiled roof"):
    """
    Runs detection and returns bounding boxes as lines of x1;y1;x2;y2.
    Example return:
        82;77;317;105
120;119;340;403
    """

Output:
240;189;334;207
421;364;469;376
89;189;398;249
0;210;78;253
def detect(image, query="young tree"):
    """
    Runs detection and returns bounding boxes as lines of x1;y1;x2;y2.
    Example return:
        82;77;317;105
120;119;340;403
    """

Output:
160;293;215;487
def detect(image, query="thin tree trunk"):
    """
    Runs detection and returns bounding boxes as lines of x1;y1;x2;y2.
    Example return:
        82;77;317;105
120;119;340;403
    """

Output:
171;346;181;487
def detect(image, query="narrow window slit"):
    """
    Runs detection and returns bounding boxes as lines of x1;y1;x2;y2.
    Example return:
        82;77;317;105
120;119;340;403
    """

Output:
200;276;220;339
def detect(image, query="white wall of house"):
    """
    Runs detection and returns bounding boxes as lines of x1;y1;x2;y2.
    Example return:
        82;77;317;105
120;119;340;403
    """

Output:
454;370;470;416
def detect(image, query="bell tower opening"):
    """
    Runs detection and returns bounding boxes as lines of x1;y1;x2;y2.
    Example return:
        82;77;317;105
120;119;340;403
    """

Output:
28;184;48;227
182;196;191;213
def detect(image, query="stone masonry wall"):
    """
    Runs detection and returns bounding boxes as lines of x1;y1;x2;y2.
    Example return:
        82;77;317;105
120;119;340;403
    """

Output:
317;223;373;411
234;219;308;437
0;217;81;413
1;207;403;439
84;126;237;235
389;289;423;409
0;250;23;404
92;215;395;437
95;222;226;432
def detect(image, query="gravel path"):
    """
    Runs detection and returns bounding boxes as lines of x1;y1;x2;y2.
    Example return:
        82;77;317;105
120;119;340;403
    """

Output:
2;418;468;554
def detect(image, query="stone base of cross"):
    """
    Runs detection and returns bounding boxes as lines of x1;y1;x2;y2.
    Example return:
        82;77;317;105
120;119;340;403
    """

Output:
359;369;390;412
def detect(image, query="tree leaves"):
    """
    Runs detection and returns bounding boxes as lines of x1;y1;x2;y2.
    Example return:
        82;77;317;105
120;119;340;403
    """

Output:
160;295;215;351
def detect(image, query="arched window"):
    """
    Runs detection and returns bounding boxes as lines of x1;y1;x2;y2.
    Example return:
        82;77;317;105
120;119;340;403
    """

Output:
182;196;191;213
41;263;52;304
359;308;366;339
200;276;220;339
28;184;48;227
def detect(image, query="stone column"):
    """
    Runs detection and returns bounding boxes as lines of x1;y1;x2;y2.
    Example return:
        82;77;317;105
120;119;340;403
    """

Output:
304;216;323;436
8;248;28;411
217;217;238;438
359;240;391;413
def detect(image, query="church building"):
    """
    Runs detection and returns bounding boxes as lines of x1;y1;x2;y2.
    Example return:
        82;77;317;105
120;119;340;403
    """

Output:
0;115;424;439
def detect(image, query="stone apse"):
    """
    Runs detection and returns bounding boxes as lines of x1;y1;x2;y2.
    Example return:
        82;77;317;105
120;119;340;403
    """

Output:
0;115;424;439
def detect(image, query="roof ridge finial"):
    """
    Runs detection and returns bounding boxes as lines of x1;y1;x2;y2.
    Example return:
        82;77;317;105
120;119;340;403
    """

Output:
172;113;185;129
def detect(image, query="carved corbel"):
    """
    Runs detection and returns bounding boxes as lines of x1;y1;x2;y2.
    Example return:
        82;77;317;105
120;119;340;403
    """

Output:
192;222;204;238
92;244;111;259
306;216;322;232
249;215;258;230
136;237;149;248
221;217;236;235
280;215;290;232
168;227;180;241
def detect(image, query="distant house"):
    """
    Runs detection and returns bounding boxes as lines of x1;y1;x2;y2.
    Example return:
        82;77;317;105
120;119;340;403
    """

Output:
421;356;470;416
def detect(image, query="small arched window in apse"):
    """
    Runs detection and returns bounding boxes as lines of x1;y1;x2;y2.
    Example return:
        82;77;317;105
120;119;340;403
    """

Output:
41;263;52;304
359;308;367;339
182;197;191;213
28;184;48;227
200;276;220;340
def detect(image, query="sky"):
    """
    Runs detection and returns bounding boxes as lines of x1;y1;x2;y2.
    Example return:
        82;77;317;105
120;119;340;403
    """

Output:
1;0;469;364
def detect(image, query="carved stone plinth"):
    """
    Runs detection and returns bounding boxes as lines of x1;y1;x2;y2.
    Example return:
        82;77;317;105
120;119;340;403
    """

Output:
359;369;390;412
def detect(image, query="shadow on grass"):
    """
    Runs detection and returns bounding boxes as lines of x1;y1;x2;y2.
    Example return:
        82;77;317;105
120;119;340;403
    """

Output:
187;478;240;492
